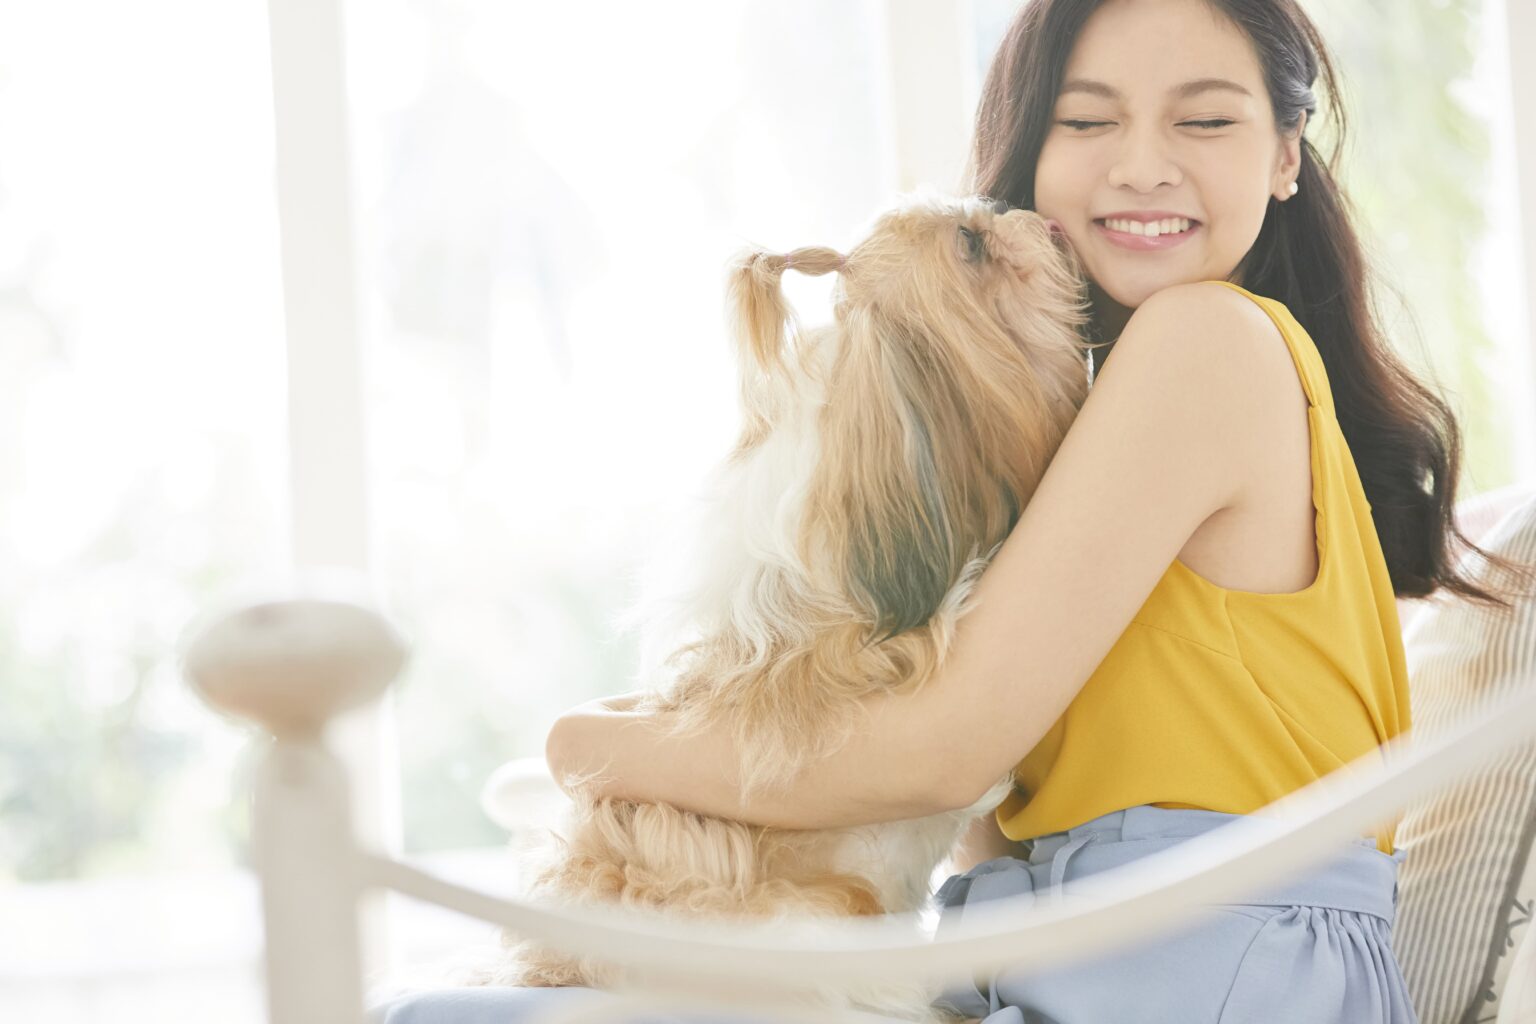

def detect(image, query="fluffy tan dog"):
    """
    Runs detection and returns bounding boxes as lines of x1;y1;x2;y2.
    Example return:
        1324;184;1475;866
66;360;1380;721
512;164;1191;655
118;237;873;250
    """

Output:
475;187;1093;1020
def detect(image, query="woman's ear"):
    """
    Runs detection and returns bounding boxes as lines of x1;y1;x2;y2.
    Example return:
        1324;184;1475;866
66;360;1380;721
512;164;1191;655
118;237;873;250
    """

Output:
1275;110;1307;200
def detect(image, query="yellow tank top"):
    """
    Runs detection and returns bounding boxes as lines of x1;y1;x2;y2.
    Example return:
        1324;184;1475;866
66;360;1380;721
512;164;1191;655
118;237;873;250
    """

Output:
994;279;1412;856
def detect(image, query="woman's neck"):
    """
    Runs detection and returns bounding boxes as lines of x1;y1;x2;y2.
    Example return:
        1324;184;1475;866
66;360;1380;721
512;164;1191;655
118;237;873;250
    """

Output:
1086;271;1244;377
1089;281;1134;377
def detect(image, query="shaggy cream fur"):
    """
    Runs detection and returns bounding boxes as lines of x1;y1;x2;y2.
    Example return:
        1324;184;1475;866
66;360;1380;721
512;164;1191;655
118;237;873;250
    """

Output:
462;187;1095;1021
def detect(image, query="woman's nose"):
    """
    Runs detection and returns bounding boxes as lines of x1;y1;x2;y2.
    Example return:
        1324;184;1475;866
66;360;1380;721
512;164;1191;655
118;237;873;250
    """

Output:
1108;131;1181;191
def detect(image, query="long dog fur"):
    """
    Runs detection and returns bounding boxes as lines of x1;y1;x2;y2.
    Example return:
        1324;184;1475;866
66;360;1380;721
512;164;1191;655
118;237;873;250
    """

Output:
463;187;1095;1020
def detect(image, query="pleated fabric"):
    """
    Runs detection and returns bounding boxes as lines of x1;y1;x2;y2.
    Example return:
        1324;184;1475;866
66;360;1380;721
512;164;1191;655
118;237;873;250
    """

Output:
932;805;1418;1024
1390;488;1536;1022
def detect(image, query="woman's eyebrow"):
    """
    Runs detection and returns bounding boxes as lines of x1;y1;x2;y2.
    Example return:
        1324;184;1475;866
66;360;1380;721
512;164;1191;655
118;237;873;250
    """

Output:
1058;77;1253;100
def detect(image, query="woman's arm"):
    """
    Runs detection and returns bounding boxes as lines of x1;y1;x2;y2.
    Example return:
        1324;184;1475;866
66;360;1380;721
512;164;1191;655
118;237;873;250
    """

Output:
547;282;1285;828
546;682;954;823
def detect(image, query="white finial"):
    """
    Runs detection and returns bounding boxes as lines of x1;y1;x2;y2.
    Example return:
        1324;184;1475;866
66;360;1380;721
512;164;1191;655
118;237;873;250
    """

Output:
178;567;409;739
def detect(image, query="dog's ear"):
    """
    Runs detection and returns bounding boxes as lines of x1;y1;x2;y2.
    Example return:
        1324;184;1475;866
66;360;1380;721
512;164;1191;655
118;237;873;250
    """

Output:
723;247;844;450
810;304;995;645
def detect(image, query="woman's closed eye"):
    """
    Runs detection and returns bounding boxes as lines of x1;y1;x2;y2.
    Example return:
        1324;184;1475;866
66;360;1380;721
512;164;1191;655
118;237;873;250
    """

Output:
1057;118;1235;131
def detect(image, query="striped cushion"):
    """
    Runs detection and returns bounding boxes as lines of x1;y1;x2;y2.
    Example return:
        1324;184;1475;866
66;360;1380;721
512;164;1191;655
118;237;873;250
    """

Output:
1394;488;1536;1023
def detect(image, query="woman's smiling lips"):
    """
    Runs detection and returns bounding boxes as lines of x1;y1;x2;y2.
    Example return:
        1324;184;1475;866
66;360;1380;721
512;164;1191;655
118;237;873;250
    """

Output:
1092;213;1202;252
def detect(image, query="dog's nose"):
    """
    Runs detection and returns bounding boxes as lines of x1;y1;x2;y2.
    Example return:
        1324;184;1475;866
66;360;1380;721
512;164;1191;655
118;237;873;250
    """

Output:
991;198;1011;214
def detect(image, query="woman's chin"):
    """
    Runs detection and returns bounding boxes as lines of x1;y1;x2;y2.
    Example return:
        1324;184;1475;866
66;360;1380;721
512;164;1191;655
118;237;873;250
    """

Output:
1092;264;1218;308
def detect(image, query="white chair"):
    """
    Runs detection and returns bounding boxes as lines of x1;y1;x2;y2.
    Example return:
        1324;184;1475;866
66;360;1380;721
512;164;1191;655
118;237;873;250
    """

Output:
180;487;1536;1024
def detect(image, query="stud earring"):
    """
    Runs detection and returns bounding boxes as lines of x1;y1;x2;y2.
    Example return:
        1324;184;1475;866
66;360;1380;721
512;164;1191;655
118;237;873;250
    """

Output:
1287;181;1299;197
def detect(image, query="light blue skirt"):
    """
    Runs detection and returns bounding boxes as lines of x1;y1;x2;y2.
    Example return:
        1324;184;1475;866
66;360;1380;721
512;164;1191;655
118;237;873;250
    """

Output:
367;804;1417;1024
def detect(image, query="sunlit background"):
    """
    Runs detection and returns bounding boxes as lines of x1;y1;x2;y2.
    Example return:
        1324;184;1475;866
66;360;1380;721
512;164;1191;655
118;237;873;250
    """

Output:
2;0;1533;1019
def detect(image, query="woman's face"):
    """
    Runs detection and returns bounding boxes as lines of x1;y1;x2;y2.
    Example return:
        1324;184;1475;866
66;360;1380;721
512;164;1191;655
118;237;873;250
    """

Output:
1034;0;1304;320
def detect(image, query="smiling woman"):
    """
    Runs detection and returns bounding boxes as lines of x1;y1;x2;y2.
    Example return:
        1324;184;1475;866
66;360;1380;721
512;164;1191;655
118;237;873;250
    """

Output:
347;0;1536;1021
524;1;1536;1022
1031;17;1306;345
970;0;1528;614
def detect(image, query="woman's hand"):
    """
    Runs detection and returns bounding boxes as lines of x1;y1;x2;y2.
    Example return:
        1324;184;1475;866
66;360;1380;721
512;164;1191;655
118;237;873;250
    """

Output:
546;694;631;793
541;683;960;828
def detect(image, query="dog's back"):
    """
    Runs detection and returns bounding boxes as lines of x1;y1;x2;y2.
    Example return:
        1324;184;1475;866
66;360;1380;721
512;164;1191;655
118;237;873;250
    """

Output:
496;192;1091;1019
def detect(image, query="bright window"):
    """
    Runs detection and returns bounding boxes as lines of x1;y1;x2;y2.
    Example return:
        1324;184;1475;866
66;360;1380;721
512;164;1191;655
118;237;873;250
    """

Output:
4;1;1531;1019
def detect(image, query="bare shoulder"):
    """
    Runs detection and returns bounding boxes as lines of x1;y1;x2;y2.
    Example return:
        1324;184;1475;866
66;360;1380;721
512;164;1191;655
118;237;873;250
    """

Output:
1124;281;1295;380
1104;281;1304;438
1111;281;1315;562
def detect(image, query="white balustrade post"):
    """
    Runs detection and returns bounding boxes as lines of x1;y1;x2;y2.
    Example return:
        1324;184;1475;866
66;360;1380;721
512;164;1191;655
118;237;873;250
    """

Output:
179;572;409;1024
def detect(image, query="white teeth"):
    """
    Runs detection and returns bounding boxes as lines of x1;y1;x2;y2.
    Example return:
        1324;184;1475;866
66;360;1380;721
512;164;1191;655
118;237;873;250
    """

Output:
1104;217;1193;237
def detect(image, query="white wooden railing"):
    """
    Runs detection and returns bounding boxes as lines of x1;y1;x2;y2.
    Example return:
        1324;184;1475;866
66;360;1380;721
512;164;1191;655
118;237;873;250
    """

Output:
177;568;1536;1024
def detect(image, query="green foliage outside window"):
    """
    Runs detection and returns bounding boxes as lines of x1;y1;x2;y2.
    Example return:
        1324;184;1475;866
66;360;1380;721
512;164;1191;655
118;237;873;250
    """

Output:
1303;0;1512;497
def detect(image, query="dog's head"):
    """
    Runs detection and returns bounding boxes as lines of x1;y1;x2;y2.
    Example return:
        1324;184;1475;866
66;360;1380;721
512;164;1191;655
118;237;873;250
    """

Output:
723;189;1094;648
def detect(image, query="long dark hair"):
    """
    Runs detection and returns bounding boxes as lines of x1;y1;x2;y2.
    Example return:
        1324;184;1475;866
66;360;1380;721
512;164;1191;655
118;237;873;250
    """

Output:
966;0;1536;609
